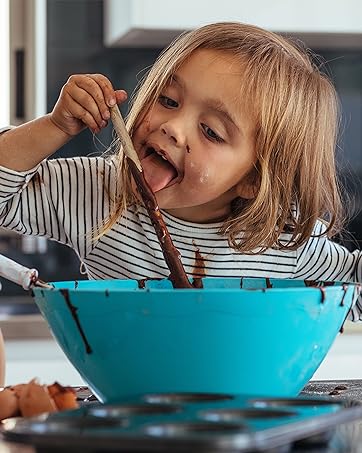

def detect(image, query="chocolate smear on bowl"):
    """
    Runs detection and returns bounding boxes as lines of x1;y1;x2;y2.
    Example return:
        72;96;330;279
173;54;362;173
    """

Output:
304;280;318;287
138;279;146;289
60;289;92;354
340;284;348;306
111;105;192;289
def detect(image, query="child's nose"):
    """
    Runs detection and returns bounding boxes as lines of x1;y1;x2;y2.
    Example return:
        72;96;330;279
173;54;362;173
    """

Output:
161;121;187;148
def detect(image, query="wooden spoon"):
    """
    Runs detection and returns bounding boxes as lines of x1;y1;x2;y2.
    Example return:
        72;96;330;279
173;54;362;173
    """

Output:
110;105;192;288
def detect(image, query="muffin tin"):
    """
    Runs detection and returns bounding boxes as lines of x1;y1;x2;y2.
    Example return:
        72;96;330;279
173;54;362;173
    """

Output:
3;392;362;452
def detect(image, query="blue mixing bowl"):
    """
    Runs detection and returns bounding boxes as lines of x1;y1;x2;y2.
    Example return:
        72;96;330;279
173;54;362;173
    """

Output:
32;278;358;402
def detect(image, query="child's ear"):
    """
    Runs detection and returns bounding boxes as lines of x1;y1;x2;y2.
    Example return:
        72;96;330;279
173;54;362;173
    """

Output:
236;169;259;200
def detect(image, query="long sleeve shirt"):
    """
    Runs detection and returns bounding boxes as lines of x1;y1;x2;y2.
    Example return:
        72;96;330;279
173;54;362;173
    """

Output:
0;155;361;320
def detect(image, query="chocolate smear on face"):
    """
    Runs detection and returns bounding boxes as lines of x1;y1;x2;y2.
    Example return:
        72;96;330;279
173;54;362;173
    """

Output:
128;159;192;288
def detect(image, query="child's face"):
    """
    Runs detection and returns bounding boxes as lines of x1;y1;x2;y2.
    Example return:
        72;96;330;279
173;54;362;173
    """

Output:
133;49;256;223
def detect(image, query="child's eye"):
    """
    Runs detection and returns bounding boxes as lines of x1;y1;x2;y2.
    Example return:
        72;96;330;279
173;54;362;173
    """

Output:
201;123;224;143
159;95;178;108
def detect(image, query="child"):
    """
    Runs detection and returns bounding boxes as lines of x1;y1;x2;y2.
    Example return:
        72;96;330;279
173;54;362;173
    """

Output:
0;22;361;320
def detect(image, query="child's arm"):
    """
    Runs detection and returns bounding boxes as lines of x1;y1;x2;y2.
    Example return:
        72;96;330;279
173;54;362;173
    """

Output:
295;220;362;321
0;74;127;172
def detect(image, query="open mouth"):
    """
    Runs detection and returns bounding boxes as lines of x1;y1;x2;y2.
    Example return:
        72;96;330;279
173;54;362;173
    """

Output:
140;146;182;193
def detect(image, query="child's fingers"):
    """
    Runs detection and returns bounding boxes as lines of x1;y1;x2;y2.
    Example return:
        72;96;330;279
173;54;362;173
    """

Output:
66;87;105;129
85;76;128;110
68;75;111;123
86;74;118;108
64;93;102;133
115;90;128;104
54;74;127;136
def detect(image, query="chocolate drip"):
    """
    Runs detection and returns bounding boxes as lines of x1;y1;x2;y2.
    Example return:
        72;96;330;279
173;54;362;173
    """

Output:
192;278;203;288
340;284;348;306
192;245;205;288
265;278;272;288
319;287;326;303
304;280;335;288
138;279;146;289
304;280;318;287
60;289;92;354
128;159;192;288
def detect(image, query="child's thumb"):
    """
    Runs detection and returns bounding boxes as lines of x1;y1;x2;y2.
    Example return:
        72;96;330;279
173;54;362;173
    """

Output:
115;90;128;104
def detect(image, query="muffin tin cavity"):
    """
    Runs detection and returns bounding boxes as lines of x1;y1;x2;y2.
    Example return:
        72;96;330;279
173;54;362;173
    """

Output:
200;407;297;422
144;421;247;437
88;403;181;418
144;392;234;403
25;415;126;433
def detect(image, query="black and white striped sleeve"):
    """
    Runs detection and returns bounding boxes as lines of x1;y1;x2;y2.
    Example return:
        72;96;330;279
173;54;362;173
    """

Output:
295;221;362;320
0;157;114;259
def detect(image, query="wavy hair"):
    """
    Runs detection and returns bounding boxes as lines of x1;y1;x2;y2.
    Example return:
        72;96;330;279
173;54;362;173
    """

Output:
103;22;344;253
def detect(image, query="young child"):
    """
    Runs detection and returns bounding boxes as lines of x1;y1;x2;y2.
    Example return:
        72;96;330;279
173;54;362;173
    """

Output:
0;22;361;320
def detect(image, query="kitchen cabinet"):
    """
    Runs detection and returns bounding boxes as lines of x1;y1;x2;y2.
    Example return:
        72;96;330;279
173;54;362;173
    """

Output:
104;0;362;47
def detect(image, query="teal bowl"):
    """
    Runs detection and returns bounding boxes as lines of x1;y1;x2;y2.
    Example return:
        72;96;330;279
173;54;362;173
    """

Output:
32;278;358;403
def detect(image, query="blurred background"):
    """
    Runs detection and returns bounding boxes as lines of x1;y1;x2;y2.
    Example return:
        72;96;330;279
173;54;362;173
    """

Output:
0;0;361;384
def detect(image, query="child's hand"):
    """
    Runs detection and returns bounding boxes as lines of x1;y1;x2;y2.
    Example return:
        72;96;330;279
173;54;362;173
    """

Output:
50;74;127;136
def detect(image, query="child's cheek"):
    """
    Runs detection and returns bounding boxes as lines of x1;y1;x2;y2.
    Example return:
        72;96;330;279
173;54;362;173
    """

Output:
143;119;151;133
133;117;151;145
188;161;210;189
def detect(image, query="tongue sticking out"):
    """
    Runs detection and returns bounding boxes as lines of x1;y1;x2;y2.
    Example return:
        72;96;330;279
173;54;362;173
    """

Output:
141;152;178;193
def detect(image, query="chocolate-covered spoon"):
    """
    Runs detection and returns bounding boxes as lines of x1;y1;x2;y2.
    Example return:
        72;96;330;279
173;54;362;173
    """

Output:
110;105;192;288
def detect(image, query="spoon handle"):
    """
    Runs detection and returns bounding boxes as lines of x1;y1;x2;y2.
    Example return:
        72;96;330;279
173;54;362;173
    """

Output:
110;105;143;172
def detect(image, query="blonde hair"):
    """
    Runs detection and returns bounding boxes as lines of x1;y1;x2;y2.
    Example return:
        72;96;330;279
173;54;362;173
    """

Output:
104;22;344;253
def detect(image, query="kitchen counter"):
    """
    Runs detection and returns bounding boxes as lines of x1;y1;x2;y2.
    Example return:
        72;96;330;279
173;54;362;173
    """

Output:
302;379;362;401
1;380;362;452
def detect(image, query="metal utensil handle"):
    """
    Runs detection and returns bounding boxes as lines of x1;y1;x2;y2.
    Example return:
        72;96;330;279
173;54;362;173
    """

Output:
0;253;51;290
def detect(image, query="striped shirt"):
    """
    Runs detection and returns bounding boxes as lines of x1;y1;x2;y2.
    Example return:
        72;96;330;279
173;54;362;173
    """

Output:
0;155;361;320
